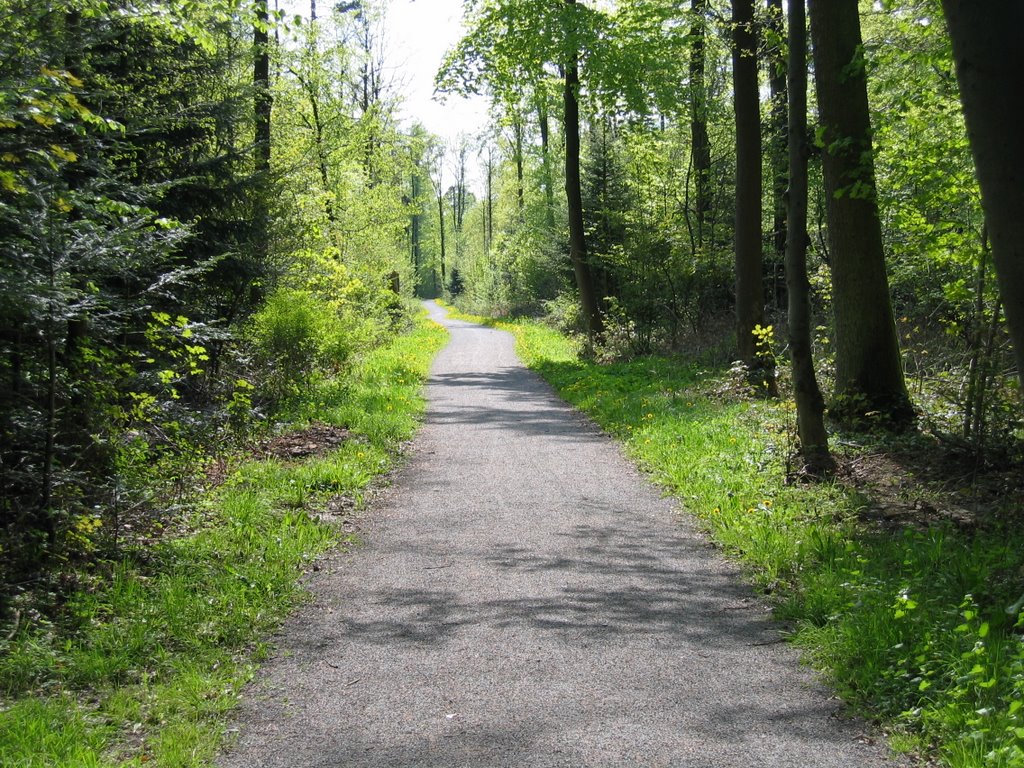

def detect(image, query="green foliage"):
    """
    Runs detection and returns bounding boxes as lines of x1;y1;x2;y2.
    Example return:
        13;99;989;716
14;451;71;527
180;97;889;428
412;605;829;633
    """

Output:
0;314;447;767
0;0;422;603
862;5;1017;451
0;0;276;595
448;267;466;298
247;288;360;400
439;0;687;116
442;0;1016;455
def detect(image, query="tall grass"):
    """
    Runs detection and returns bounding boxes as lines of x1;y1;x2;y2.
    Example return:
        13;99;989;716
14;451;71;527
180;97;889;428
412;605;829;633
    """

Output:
465;309;1024;768
0;314;447;767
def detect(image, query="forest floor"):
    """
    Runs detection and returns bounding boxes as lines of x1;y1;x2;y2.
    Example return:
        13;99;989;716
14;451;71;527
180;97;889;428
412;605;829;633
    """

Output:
215;302;904;768
833;437;1022;533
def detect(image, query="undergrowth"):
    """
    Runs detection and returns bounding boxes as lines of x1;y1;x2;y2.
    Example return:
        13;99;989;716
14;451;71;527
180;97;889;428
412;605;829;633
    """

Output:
0;314;447;767
450;305;1024;768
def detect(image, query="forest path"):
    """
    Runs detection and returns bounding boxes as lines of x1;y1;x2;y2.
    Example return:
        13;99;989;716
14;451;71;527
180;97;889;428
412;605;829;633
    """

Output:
217;302;900;768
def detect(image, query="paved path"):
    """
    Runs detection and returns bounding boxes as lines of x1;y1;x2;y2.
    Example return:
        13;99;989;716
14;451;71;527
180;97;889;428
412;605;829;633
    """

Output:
218;302;899;768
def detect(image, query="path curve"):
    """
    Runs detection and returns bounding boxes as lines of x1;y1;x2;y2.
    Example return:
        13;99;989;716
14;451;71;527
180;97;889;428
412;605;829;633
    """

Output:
218;302;900;768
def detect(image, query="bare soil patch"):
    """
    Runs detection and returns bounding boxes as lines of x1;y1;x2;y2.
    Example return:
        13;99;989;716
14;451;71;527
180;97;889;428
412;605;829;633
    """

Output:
258;422;351;461
835;436;1023;531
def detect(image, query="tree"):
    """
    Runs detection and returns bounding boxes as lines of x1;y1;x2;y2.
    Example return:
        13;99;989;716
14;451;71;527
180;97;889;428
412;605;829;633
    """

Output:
535;88;558;232
688;0;712;249
409;130;427;284
0;0;245;587
765;0;788;305
808;0;913;425
253;0;273;262
732;0;771;389
941;0;1024;392
286;15;339;223
439;0;685;338
785;0;832;473
564;0;603;337
429;144;447;293
482;142;495;252
447;137;472;285
583;115;630;303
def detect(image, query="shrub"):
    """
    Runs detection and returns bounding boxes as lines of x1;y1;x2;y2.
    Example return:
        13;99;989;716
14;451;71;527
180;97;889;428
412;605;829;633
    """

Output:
247;288;363;401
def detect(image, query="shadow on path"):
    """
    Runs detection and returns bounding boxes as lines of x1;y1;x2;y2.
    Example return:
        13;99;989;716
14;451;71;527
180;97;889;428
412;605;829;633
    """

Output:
216;302;898;768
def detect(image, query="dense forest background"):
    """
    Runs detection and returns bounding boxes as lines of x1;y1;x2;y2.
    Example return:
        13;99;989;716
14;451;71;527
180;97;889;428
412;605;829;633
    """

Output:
427;0;1019;470
3;0;1020;636
0;0;422;601
3;0;1022;630
425;0;1023;470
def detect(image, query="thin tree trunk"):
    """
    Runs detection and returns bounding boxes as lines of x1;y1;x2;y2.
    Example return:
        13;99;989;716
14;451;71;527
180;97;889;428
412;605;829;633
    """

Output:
296;71;334;222
564;0;602;337
254;0;272;259
732;0;769;382
809;0;913;425
786;0;832;473
513;116;525;220
39;232;58;547
254;0;272;173
689;0;711;246
766;0;788;308
411;171;422;274
973;298;1002;445
962;225;988;440
437;189;446;289
486;146;494;251
538;96;556;231
942;0;1024;392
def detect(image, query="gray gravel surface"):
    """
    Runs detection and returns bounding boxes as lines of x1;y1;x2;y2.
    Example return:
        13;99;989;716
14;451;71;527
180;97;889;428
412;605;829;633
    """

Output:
217;301;901;768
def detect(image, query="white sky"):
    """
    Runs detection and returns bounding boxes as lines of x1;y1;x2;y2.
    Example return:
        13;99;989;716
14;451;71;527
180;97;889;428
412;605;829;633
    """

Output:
384;0;490;143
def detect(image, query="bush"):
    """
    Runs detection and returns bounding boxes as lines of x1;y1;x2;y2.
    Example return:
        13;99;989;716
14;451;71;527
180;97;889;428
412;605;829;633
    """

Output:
247;288;365;401
542;292;585;336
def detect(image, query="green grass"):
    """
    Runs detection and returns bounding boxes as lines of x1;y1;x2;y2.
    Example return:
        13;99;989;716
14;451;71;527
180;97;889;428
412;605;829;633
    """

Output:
0;314;448;767
451;305;1024;768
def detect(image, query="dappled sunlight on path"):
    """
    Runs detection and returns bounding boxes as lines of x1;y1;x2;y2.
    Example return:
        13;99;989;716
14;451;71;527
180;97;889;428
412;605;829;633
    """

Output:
218;301;900;768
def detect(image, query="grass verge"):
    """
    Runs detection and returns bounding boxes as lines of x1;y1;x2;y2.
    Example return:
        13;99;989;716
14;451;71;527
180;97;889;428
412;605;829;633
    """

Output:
0;314;447;767
449;304;1024;768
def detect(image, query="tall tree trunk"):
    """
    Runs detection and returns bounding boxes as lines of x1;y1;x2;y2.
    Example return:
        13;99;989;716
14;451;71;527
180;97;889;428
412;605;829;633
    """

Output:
294;70;334;222
732;0;769;385
253;0;272;259
538;96;556;231
482;182;489;252
485;146;494;251
513;115;526;220
689;0;711;246
40;245;58;547
786;0;832;473
942;0;1024;392
766;0;788;307
254;0;272;174
564;0;602;337
437;188;446;289
411;170;422;275
809;0;913;425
